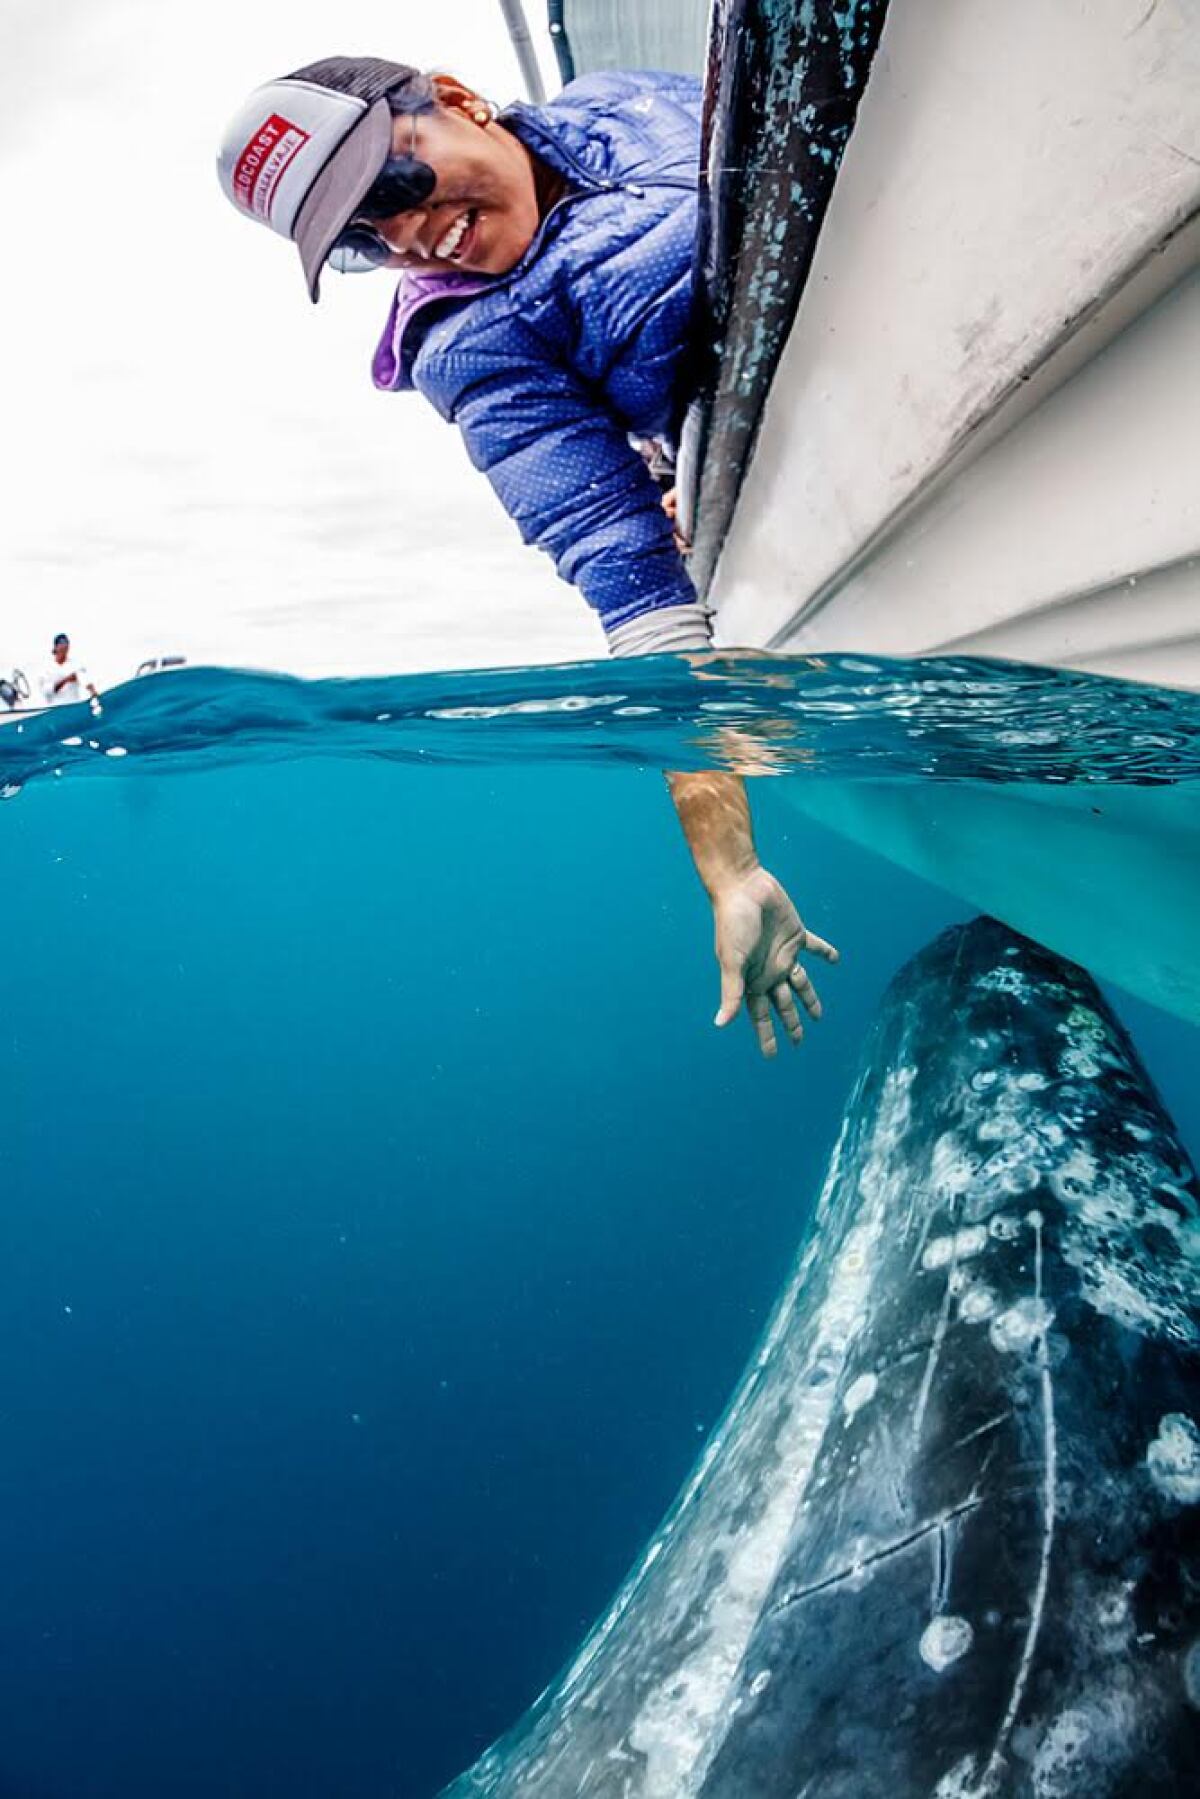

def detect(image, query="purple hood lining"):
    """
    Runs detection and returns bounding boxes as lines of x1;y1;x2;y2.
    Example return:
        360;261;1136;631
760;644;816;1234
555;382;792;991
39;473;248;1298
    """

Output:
370;267;493;393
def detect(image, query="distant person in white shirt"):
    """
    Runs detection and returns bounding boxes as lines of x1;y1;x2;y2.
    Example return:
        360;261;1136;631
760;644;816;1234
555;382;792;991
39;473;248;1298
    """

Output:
41;633;99;707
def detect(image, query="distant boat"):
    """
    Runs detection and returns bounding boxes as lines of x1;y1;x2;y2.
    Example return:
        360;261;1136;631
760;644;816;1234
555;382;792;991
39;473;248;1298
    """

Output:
0;655;188;726
0;668;33;719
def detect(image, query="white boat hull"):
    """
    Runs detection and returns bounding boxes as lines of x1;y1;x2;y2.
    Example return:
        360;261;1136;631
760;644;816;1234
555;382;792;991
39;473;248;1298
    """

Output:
769;777;1200;1026
709;0;1200;692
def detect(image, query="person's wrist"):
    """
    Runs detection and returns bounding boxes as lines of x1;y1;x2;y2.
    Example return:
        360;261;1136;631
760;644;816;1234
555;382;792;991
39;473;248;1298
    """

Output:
705;854;763;903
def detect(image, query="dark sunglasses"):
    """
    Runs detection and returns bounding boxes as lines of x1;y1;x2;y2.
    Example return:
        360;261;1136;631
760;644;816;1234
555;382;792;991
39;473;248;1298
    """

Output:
331;142;438;273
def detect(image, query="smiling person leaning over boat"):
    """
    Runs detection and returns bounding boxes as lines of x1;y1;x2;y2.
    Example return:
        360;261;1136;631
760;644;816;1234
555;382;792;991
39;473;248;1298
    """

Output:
217;57;836;1056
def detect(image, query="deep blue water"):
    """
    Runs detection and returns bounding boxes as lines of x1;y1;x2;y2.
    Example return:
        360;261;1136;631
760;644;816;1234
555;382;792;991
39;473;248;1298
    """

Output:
2;658;1197;1798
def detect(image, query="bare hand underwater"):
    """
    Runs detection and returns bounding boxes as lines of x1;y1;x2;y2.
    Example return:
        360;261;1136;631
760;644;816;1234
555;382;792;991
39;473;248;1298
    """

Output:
667;770;839;1057
217;54;826;1056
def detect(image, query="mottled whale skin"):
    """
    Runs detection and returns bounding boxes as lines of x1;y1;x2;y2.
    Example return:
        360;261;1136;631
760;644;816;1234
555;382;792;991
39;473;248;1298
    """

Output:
441;919;1200;1798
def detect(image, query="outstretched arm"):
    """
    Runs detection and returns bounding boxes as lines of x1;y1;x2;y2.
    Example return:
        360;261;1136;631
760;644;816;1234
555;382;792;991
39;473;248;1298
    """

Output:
418;328;836;1052
667;770;838;1058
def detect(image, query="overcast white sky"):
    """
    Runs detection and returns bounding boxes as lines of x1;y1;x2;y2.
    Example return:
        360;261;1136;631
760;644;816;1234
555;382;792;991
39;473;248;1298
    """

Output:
1;0;603;688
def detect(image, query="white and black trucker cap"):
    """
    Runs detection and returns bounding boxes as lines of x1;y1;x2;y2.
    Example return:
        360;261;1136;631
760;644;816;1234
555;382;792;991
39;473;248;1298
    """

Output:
216;58;424;301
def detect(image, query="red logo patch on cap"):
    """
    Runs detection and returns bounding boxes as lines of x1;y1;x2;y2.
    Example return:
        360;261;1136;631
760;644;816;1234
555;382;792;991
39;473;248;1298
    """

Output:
232;113;311;221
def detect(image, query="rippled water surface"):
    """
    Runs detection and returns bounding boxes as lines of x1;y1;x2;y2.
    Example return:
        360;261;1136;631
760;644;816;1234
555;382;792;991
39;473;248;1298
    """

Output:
4;652;1200;789
2;654;1197;1797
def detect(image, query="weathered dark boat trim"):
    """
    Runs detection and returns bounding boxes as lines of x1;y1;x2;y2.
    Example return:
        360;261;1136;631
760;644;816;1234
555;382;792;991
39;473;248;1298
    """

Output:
681;0;890;594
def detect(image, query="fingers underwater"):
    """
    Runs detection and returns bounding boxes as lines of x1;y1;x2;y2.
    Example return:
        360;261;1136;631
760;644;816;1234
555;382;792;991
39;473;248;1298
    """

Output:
747;991;777;1058
771;981;805;1046
788;963;822;1019
804;931;839;963
715;965;745;1028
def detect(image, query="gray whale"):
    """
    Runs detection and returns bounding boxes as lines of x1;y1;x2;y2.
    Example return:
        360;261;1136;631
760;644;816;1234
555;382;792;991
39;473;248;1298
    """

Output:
442;918;1200;1797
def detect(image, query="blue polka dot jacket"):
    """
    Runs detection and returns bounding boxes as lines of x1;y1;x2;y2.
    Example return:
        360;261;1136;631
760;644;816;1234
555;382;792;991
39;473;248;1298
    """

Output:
370;72;704;646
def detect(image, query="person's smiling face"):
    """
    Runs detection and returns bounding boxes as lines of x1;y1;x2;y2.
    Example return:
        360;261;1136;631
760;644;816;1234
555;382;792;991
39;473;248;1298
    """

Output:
370;82;542;277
